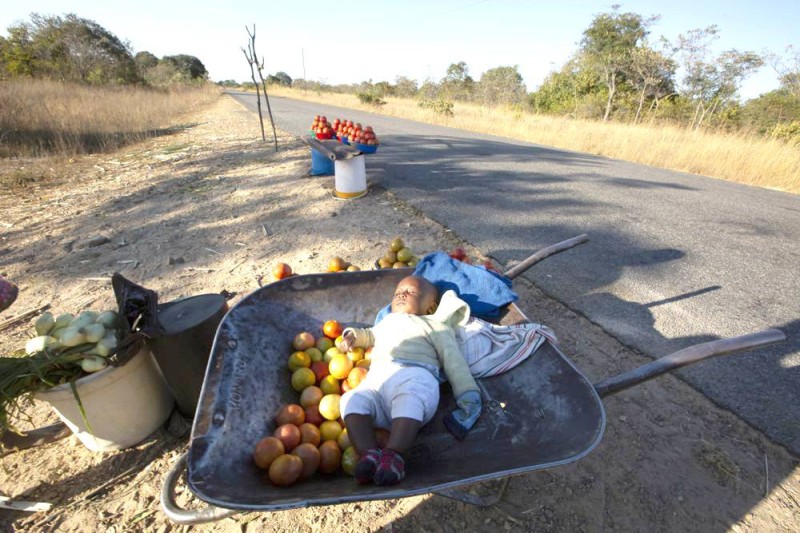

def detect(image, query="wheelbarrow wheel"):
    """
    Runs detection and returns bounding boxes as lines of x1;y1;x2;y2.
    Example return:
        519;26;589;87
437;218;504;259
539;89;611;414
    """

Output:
161;451;238;525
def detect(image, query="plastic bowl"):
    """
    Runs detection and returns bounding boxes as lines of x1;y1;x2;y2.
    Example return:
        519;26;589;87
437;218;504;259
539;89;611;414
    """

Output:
353;142;379;154
341;136;349;145
316;132;335;140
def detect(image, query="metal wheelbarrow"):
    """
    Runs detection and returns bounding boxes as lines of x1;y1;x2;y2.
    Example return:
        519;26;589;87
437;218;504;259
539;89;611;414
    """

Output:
161;235;785;524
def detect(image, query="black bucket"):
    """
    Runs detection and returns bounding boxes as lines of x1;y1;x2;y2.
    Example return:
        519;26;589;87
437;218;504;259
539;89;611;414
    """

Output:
148;294;227;418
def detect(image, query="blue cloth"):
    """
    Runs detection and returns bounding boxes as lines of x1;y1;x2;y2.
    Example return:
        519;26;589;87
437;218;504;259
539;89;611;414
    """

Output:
375;252;518;324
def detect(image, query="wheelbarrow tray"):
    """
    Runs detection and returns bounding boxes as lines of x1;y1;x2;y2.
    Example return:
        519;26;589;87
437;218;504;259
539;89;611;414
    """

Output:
187;268;605;511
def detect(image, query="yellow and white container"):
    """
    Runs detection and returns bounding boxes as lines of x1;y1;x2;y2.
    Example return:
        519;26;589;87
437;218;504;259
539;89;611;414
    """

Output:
334;155;367;199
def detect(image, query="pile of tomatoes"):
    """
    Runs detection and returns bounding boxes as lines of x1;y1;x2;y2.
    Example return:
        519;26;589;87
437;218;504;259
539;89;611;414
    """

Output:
310;115;334;139
252;320;387;487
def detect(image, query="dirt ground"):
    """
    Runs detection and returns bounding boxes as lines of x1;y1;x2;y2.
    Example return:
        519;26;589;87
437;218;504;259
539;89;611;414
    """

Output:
0;95;798;532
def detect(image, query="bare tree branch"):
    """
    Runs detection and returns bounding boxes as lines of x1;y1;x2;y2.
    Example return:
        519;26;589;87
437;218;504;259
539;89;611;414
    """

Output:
246;25;278;152
241;33;266;142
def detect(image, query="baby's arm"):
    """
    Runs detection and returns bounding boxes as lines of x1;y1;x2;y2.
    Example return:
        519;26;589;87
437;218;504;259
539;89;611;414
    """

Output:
339;326;375;352
432;327;482;440
433;327;478;398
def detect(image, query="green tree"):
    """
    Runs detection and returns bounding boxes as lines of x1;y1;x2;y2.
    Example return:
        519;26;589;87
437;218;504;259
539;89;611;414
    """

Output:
394;76;418;98
160;54;208;81
580;6;657;121
6;13;141;84
0;25;36;77
740;47;800;136
134;51;158;73
672;26;763;129
530;55;599;117
275;71;292;86
441;61;474;100
479;65;526;105
626;45;676;122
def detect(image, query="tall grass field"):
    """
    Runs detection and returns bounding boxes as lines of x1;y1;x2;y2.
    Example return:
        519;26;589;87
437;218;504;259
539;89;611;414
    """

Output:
269;87;800;195
0;79;220;157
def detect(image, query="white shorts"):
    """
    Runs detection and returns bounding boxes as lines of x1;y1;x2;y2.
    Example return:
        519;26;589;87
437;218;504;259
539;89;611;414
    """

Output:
340;359;440;430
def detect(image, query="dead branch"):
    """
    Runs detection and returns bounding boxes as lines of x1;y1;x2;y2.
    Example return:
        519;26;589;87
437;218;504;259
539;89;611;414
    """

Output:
241;28;266;143
246;25;279;152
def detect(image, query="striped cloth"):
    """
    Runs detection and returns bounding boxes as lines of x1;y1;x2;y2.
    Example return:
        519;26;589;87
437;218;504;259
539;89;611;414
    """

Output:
455;317;557;377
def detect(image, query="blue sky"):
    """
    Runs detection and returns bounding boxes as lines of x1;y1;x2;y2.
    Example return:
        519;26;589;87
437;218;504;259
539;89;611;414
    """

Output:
1;1;797;100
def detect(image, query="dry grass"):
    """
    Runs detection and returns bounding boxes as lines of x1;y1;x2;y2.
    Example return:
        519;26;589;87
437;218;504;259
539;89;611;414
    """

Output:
0;79;220;157
268;87;800;194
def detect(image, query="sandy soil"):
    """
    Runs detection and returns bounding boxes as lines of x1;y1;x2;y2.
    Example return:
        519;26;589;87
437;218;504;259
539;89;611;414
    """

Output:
0;95;797;532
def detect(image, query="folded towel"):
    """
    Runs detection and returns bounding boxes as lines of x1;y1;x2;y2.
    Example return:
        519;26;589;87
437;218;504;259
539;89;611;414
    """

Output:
456;317;557;377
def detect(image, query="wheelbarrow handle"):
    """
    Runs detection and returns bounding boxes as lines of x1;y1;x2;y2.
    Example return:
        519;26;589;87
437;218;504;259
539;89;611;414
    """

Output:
504;234;589;280
594;328;786;397
160;451;238;525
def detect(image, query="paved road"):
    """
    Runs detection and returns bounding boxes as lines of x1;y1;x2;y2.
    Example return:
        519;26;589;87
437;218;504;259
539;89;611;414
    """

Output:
229;92;800;455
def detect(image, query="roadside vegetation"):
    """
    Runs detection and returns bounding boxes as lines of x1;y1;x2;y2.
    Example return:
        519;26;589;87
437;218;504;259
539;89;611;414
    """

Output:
226;7;800;194
0;79;218;157
267;86;800;194
0;13;218;159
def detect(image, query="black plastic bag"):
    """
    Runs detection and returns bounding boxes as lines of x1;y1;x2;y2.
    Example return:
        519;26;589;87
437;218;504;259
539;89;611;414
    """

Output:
110;273;164;366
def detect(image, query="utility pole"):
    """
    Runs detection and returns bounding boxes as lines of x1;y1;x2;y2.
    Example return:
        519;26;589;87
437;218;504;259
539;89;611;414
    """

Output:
302;48;306;80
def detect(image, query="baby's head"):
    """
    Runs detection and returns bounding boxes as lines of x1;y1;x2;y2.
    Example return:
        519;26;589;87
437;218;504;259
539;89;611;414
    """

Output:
391;276;439;315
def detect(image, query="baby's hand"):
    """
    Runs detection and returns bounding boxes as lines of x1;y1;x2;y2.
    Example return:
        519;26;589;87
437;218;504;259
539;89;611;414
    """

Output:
339;329;357;352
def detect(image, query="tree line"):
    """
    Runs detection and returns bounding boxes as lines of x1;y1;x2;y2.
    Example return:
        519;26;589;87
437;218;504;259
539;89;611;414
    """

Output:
0;13;208;87
252;7;799;144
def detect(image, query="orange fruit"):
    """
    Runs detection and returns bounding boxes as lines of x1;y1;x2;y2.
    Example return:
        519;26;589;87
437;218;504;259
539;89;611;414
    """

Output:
272;262;292;280
328;257;347;272
291;367;316;392
319;375;340;395
318;393;341;421
253;436;284;470
291;442;321;480
346;347;365;363
341;446;359;476
323;320;343;339
318;440;342;474
305;347;323;363
337;428;352;450
328;354;353;380
396;247;413;263
316;337;334;353
324;346;344;363
311;361;330;383
299;386;323;407
273;423;301;452
390;237;404;253
347;367;369;389
293;331;315;351
275;403;305;426
268;454;303;487
304;404;324;426
287;351;311;372
319;420;343;442
299;423;321;446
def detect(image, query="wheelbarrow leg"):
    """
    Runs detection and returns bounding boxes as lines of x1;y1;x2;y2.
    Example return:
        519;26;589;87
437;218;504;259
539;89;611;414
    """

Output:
160;451;238;525
434;477;510;507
